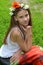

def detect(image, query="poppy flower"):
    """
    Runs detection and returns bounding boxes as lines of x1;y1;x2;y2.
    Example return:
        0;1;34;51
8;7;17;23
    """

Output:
12;2;21;8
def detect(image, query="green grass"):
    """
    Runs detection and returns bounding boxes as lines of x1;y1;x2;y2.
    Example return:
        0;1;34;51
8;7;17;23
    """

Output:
29;0;43;46
0;0;11;46
0;0;43;47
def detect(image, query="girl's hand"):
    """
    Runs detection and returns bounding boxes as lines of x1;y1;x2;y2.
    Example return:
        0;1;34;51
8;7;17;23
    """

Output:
26;26;32;35
22;25;32;34
21;25;32;40
22;26;32;36
10;50;21;63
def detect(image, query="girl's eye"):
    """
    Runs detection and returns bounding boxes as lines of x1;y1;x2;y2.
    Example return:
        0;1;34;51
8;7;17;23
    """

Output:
25;14;28;17
19;16;23;18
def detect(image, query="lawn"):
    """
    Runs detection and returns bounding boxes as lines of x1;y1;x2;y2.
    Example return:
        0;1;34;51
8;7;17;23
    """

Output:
0;0;43;47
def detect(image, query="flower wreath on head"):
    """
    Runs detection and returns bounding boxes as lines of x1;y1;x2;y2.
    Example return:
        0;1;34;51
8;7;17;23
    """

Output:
9;2;29;16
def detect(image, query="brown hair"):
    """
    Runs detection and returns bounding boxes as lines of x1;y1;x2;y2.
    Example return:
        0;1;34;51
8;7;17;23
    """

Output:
3;7;32;44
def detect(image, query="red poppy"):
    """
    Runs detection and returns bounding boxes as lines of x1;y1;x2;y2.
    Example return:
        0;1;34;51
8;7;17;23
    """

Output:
12;2;21;8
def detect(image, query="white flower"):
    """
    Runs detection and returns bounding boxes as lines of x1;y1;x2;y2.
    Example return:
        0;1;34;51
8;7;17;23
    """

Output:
23;5;29;9
9;7;15;11
20;3;24;7
9;12;13;16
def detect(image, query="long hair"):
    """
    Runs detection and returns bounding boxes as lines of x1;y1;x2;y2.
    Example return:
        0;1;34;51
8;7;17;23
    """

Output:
3;7;32;44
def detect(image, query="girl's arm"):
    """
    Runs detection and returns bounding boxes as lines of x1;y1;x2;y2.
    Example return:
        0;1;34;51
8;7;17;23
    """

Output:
25;26;32;51
10;27;32;52
10;27;32;63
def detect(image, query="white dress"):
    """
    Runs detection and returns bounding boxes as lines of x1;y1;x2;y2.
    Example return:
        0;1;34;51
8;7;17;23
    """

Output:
0;28;21;58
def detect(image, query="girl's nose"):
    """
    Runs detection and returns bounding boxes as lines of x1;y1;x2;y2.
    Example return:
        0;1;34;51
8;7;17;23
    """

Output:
24;17;27;21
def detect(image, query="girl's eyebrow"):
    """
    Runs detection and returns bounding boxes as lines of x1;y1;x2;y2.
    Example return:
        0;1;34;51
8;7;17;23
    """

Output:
19;16;23;18
17;15;23;18
19;13;29;18
25;13;29;16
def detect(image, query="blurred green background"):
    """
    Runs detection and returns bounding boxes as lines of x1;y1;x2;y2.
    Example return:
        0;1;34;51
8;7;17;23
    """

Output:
0;0;43;47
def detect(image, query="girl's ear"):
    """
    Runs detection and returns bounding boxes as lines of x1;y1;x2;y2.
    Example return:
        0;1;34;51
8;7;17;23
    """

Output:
14;16;18;21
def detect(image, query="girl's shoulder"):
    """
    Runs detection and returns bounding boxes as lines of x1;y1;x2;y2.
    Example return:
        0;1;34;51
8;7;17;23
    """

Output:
10;26;21;39
10;26;23;42
11;26;21;35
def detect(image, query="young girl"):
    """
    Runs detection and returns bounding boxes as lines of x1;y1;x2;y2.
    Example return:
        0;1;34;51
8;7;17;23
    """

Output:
0;1;32;65
0;2;43;65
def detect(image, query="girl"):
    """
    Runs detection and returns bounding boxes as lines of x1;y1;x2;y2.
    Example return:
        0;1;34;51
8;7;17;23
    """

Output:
0;2;43;65
0;2;32;65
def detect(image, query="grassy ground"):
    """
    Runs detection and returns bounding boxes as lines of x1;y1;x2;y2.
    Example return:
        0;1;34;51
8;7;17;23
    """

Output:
29;0;43;46
0;0;43;47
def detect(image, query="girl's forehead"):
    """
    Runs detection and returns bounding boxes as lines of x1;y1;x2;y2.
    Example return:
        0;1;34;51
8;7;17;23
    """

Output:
17;9;28;16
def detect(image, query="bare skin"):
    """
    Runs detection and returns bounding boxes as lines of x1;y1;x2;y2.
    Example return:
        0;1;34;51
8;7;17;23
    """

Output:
10;9;32;63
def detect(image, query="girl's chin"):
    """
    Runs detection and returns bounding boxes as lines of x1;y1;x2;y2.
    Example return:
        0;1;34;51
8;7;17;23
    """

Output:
20;23;28;27
24;24;28;26
22;24;28;28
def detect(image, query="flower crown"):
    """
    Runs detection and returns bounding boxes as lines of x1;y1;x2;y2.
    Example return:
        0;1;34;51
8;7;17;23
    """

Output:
9;2;29;16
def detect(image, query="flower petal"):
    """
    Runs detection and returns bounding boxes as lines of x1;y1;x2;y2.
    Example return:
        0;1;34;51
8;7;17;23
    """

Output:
12;2;21;8
9;7;15;11
23;5;29;9
20;4;24;7
9;12;13;16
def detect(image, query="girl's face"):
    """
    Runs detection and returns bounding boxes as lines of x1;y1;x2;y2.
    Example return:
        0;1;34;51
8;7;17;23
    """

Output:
15;9;30;27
